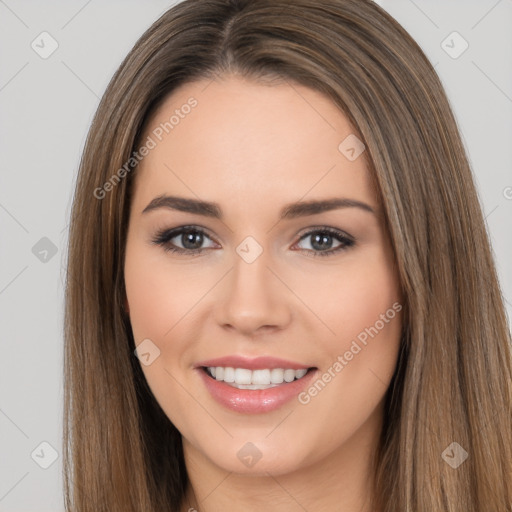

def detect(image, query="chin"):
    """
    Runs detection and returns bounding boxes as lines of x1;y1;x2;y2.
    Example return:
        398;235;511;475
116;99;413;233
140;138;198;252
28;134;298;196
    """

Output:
192;436;311;477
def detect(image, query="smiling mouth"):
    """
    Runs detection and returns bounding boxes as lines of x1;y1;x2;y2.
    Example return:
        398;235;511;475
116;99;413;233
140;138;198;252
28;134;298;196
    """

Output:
202;366;317;390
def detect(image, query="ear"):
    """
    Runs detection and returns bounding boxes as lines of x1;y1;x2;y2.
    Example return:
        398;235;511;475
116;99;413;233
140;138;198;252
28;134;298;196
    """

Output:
124;296;130;314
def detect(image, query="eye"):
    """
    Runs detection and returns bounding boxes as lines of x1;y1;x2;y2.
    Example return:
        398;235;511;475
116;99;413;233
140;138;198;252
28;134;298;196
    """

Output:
151;226;218;256
151;225;355;257
293;227;355;257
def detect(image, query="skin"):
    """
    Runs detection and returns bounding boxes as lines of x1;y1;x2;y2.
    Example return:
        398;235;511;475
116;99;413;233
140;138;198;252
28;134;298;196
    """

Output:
124;74;403;512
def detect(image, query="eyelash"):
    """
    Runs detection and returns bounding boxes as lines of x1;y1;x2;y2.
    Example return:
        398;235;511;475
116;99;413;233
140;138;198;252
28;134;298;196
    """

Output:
151;225;355;258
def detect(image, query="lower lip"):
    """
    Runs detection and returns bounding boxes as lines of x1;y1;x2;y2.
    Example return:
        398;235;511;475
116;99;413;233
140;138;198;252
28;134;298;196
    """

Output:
197;368;318;414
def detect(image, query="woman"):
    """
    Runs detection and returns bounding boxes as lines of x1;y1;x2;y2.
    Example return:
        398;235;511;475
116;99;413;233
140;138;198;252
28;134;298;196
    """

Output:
64;0;512;510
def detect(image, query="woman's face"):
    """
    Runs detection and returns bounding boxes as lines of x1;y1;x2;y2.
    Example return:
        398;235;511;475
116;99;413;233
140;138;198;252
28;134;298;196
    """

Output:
124;75;403;477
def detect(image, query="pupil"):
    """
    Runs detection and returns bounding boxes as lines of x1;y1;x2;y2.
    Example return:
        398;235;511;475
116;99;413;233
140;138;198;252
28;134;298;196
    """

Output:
311;233;332;251
183;231;203;249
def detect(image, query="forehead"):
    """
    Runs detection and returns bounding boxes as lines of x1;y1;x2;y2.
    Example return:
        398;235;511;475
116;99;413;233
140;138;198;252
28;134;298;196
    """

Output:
133;75;376;212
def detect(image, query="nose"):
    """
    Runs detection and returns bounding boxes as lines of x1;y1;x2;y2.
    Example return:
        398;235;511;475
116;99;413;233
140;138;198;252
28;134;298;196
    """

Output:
214;247;292;337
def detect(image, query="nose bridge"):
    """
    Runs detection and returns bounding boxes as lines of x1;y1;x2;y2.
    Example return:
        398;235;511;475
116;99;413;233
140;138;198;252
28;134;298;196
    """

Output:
215;235;291;334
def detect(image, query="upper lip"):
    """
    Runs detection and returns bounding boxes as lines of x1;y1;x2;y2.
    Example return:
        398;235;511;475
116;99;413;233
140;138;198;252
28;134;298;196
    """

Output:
195;355;313;370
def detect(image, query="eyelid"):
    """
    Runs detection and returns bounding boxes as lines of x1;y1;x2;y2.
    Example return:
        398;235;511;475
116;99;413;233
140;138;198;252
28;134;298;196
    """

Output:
292;226;355;257
151;224;219;248
151;224;356;257
295;225;354;242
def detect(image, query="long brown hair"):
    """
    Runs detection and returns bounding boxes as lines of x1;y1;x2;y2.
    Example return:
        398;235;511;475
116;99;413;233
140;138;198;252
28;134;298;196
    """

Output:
64;0;512;510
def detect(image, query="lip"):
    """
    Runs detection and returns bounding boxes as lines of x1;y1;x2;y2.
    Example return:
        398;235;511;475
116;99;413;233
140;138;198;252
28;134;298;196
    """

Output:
196;359;318;414
195;355;311;371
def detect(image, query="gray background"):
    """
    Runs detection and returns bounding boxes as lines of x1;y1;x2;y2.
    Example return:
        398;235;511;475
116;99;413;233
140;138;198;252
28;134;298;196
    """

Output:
1;1;511;510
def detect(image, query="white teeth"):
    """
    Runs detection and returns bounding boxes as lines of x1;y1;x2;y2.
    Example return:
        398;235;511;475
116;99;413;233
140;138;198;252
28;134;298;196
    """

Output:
270;368;284;384
206;366;310;388
283;369;296;382
223;367;235;383
295;369;308;379
252;369;271;385
234;368;252;385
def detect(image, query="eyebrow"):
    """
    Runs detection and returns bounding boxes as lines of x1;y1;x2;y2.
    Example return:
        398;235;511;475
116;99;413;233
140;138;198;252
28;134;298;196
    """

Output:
142;195;376;219
142;195;375;220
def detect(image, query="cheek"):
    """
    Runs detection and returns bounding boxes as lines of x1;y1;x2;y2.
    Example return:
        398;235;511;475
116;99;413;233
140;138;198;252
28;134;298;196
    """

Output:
337;255;402;383
124;244;201;427
296;246;403;412
298;246;402;348
124;244;205;342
